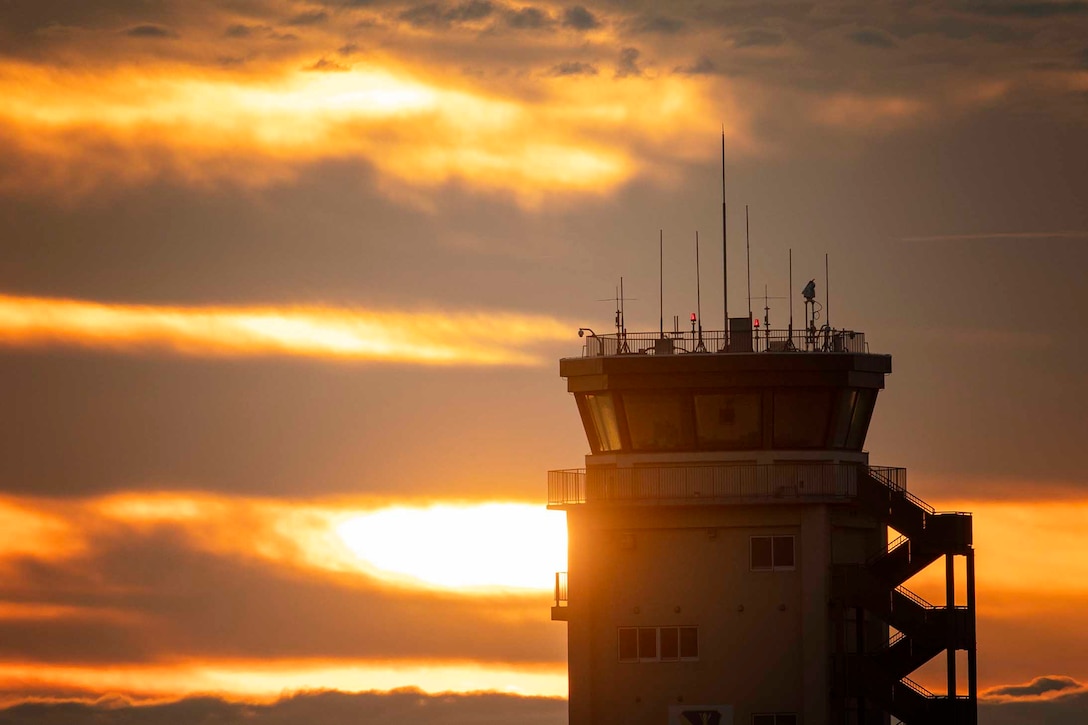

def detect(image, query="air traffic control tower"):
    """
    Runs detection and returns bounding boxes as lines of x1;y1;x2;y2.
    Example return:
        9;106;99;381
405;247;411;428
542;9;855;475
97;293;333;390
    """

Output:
548;321;977;725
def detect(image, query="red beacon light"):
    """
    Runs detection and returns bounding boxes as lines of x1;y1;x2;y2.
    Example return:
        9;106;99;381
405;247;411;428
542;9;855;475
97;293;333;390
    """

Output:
753;318;760;328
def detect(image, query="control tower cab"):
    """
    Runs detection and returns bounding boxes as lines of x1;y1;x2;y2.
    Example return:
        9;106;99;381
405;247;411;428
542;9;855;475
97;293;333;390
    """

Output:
548;323;977;725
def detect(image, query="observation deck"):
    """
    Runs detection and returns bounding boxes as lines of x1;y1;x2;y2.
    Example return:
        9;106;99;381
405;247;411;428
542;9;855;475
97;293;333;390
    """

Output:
578;326;868;357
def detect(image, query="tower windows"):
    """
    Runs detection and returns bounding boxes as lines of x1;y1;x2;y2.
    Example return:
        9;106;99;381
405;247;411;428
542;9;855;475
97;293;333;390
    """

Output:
750;535;795;571
618;626;698;662
753;715;797;725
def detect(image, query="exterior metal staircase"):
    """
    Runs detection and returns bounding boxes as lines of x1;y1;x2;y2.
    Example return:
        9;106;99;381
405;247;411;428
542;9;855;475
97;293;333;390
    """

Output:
832;466;978;724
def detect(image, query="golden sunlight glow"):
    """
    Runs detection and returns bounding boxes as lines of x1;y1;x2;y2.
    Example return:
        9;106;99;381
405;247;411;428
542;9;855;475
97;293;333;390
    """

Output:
0;58;732;203
0;659;567;705
336;503;567;591
0;294;572;366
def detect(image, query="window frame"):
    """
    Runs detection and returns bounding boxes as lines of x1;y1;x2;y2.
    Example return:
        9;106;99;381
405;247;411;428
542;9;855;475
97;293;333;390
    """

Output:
617;625;699;663
750;534;797;572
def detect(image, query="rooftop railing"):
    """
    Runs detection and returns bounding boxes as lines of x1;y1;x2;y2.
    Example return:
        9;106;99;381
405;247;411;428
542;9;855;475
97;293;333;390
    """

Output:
580;327;867;357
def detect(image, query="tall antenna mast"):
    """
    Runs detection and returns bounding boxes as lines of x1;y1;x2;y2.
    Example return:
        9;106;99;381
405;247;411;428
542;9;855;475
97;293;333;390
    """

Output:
745;205;752;322
696;231;705;351
659;229;664;340
721;128;729;339
788;248;794;336
824;253;830;331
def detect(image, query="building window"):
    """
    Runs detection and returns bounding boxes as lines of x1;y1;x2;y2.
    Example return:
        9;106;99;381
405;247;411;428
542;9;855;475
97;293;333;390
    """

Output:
750;535;795;571
753;715;797;725
618;626;698;662
584;393;622;451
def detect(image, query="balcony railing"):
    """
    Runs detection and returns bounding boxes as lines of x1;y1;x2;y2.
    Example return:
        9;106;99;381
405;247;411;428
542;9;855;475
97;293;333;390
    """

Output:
548;463;904;507
580;327;867;357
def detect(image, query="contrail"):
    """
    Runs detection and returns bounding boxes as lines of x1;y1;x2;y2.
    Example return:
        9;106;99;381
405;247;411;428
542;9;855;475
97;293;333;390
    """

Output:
900;231;1088;243
0;294;574;366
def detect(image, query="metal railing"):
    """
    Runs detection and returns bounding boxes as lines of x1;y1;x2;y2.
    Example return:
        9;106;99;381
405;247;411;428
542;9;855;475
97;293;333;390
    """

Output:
581;327;868;357
899;675;939;699
548;462;873;506
554;571;568;607
868;467;934;514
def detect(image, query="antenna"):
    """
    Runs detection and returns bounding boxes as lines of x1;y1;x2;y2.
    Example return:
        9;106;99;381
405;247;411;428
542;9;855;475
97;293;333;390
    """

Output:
659;229;664;340
721;128;729;340
788;248;794;339
745;205;752;322
695;231;705;352
825;253;830;331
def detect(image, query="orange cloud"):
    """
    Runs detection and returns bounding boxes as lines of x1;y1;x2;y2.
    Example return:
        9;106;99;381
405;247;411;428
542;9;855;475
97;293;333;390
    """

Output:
0;294;573;366
0;59;732;205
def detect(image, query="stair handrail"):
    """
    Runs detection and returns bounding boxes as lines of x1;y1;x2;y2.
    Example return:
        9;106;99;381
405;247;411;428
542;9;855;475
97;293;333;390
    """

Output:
866;534;909;565
899;675;939;699
866;466;935;514
895;585;936;610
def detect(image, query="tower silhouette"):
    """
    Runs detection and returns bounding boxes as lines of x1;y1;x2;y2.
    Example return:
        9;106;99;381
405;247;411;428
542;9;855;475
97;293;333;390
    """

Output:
549;321;977;724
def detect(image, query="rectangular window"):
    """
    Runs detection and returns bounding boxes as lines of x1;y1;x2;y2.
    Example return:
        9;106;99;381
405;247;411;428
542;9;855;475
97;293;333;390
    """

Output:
638;627;658;661
618;626;698;662
584;393;622;452
618;627;638;662
751;535;796;571
660;627;679;660
679;626;699;659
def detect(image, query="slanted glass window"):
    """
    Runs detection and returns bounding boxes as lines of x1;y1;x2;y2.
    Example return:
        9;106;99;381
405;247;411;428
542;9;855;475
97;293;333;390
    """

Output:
695;392;762;449
773;389;832;448
845;389;877;450
830;389;859;449
751;535;796;571
624;392;692;451
618;627;638;662
584;393;622;451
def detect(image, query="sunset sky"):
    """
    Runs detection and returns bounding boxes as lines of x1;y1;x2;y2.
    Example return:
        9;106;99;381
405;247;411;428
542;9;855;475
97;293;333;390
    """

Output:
1;0;1087;722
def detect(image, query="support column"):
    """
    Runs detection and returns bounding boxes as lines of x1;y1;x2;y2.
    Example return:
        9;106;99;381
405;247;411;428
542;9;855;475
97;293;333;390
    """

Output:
966;547;978;724
946;553;957;704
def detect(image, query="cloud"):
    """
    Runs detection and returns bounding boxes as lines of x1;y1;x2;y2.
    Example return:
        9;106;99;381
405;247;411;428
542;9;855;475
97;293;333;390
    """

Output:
0;494;567;668
849;29;896;48
305;57;350;72
287;10;330;26
549;61;598;76
674;56;716;75
562;6;599;30
224;23;268;38
732;29;784;48
122;24;176;38
0;689;567;725
0;294;573;366
398;1;494;28
984;675;1084;700
614;47;641;78
631;15;685;35
504;6;553;30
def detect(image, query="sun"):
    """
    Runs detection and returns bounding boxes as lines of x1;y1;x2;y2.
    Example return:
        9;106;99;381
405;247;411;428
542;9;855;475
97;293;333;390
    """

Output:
335;503;567;592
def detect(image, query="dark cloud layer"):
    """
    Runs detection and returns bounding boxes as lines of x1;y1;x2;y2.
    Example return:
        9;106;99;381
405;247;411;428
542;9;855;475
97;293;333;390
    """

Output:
0;690;566;725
